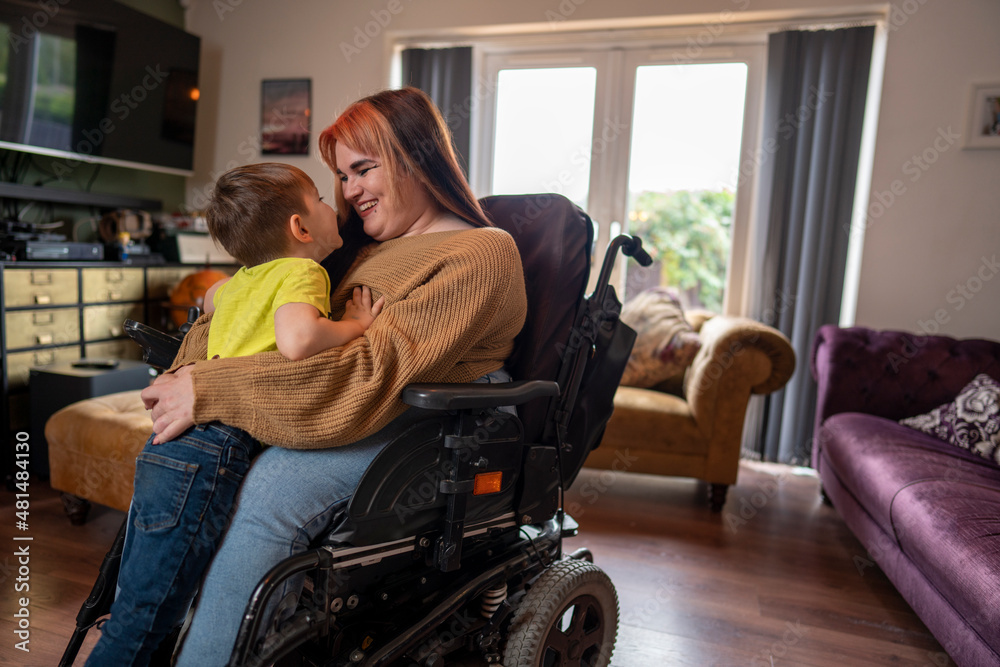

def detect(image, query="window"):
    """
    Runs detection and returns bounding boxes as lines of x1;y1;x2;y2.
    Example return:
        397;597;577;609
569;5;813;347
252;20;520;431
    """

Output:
474;42;765;310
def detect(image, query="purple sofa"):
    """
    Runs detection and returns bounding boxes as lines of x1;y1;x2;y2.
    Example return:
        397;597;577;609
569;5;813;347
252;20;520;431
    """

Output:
810;325;1000;667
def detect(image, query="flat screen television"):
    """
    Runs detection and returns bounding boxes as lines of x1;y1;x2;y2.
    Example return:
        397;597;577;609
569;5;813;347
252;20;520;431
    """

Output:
0;0;200;176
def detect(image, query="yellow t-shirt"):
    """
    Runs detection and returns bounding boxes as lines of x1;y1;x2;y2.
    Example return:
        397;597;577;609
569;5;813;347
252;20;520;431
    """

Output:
207;257;331;359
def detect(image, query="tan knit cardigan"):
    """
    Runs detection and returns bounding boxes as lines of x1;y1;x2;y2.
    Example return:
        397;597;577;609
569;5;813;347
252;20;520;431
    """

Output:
170;228;527;448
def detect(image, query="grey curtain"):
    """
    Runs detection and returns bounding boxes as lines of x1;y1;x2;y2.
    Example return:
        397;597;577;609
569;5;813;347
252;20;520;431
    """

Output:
400;46;473;175
744;26;875;464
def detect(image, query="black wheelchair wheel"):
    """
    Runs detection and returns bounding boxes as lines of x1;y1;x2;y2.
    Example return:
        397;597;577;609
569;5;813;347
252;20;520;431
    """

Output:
503;558;619;667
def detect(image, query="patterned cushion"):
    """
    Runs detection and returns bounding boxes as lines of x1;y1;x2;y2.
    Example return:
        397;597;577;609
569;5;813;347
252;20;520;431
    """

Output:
900;373;1000;465
619;287;701;390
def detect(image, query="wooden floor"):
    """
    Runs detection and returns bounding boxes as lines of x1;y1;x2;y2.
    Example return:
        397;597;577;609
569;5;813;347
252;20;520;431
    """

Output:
0;461;950;666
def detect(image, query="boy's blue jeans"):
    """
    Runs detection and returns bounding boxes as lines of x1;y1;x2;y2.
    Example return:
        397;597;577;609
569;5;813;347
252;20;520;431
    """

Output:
84;422;261;667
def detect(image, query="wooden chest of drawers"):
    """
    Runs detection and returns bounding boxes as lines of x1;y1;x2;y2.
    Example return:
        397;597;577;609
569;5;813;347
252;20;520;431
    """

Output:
1;262;211;436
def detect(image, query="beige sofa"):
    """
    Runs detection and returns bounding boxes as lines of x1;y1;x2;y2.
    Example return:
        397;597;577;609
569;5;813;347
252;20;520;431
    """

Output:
584;314;795;510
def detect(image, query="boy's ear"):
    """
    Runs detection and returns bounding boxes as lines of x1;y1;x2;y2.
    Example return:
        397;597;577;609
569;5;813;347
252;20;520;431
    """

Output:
288;213;313;243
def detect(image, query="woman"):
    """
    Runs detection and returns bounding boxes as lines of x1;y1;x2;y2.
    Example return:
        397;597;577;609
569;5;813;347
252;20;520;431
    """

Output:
138;87;528;665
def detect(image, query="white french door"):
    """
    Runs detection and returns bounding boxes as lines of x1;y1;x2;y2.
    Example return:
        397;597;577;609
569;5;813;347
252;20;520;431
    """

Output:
473;42;765;313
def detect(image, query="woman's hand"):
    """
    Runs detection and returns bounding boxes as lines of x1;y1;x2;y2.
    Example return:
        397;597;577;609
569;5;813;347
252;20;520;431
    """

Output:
141;365;196;444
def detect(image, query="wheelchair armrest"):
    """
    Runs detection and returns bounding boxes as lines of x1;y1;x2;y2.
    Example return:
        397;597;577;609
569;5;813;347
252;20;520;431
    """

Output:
123;319;183;370
401;380;559;410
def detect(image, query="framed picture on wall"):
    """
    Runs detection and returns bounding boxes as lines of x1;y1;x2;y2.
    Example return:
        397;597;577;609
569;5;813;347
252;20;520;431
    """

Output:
963;82;1000;149
261;79;311;155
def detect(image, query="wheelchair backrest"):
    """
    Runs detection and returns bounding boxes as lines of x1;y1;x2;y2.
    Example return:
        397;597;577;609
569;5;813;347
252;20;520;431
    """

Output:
480;194;593;442
341;194;631;547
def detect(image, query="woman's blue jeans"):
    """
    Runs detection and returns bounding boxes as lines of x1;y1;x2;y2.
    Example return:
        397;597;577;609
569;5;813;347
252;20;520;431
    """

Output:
84;423;260;667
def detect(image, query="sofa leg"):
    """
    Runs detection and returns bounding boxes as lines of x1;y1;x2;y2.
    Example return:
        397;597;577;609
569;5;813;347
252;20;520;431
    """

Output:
60;493;91;526
708;484;728;512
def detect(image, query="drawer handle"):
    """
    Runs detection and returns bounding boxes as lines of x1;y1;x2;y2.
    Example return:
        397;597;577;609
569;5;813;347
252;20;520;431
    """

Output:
107;289;122;301
30;272;53;285
34;351;55;365
36;333;53;345
34;293;51;305
109;324;122;337
33;312;54;325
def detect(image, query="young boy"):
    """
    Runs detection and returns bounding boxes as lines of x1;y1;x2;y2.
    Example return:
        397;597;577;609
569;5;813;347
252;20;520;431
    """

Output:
200;162;384;368
87;163;383;666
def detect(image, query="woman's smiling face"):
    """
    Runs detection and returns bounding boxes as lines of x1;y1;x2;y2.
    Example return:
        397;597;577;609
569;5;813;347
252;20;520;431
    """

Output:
334;142;432;241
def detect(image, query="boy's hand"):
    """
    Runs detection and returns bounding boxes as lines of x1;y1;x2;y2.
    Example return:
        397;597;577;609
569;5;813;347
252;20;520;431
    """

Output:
276;287;382;360
341;286;384;330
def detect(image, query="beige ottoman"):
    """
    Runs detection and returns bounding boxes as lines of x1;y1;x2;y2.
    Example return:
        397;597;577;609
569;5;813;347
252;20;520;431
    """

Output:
45;390;153;524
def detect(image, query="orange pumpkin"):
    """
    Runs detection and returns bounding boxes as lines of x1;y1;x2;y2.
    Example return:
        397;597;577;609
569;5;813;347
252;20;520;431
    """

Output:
169;268;229;327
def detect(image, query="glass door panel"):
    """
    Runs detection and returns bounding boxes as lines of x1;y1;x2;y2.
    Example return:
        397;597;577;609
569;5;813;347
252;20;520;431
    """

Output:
490;66;597;209
624;63;748;312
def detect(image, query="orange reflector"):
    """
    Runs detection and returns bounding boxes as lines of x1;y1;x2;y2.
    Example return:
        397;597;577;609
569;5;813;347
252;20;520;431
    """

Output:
473;471;503;495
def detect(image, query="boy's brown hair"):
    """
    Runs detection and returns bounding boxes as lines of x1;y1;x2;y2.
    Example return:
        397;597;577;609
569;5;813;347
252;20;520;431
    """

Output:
206;163;315;267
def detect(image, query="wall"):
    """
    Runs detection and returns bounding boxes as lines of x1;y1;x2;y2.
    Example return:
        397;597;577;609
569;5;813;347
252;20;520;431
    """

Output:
850;0;1000;341
185;0;1000;341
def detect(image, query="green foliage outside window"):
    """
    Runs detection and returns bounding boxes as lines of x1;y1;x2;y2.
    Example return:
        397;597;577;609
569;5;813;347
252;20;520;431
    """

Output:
0;30;75;124
0;24;8;103
627;189;734;312
32;34;75;125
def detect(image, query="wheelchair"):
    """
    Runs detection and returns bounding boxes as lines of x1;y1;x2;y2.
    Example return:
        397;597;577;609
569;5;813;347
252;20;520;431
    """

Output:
60;193;651;666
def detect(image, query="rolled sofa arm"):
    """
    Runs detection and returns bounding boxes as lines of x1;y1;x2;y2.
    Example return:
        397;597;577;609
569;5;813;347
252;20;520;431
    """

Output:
683;316;795;429
810;324;1000;436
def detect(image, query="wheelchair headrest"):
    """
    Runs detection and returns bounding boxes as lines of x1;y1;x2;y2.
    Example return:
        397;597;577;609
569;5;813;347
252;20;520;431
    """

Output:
480;194;594;439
